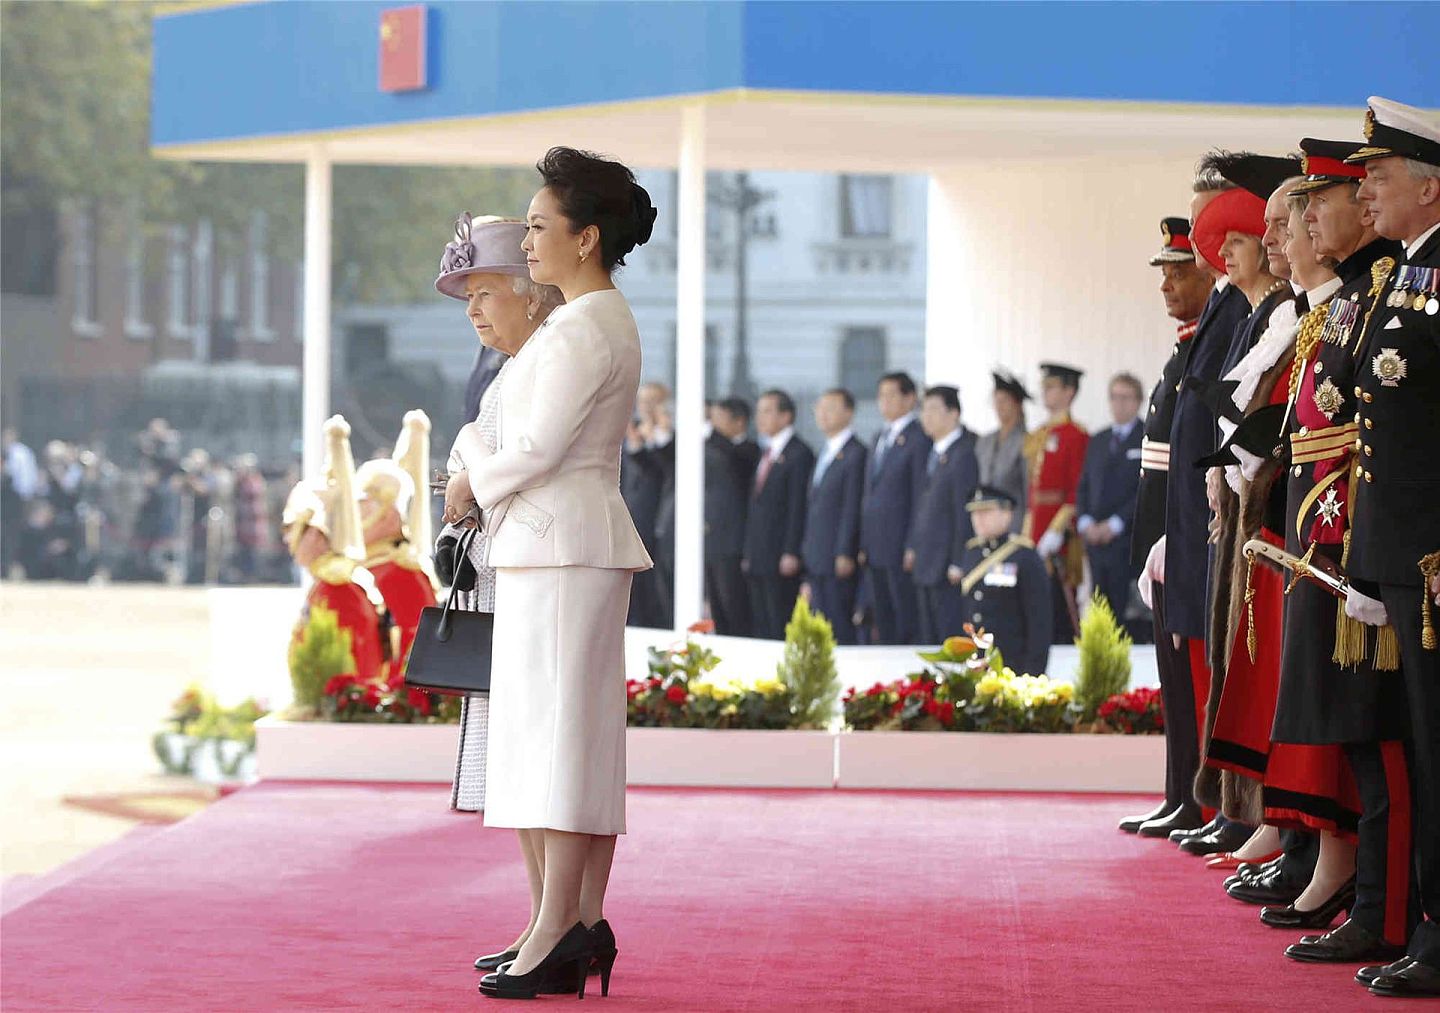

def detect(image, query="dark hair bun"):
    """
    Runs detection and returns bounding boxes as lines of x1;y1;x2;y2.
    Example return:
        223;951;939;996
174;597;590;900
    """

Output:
536;146;659;271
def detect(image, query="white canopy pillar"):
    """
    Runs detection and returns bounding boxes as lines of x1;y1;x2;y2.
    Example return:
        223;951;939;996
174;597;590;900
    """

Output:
302;149;333;480
672;105;708;629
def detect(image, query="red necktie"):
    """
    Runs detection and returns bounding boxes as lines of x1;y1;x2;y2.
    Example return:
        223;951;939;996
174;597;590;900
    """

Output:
754;449;775;495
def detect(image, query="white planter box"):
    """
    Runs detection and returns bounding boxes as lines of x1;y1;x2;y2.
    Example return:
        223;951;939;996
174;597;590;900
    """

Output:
256;717;838;788
626;728;836;788
836;731;1165;792
256;716;460;782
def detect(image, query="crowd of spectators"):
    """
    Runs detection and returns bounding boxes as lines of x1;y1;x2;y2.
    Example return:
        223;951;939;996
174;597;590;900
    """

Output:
1;419;298;585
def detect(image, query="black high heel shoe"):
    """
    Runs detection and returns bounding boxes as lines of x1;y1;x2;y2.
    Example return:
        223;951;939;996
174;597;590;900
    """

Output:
1260;877;1355;929
474;948;519;972
479;923;594;1000
537;919;620;996
589;919;619;998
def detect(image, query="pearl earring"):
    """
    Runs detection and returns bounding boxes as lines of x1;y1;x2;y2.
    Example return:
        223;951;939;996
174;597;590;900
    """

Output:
579;249;588;263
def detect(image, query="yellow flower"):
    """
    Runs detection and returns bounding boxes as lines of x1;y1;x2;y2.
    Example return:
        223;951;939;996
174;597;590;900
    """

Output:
753;678;785;696
691;681;717;699
943;635;976;658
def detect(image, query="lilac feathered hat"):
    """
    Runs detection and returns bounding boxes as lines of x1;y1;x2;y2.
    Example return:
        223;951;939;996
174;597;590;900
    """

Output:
434;213;530;300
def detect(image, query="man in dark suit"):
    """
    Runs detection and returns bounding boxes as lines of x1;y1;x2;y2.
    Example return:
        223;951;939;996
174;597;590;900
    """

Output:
622;382;673;627
801;388;866;644
742;389;815;639
859;371;930;644
704;397;758;636
904;385;979;645
1076;371;1146;640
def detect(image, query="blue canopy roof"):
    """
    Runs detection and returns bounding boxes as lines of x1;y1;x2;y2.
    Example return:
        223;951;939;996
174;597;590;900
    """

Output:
153;0;1439;151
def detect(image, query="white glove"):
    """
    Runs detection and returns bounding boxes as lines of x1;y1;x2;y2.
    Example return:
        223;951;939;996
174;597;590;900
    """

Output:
1138;536;1166;609
1345;587;1389;627
1233;446;1266;483
1037;530;1064;558
1224;464;1243;495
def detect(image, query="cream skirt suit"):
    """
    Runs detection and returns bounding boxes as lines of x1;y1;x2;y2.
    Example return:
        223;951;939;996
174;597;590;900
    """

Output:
454;289;651;836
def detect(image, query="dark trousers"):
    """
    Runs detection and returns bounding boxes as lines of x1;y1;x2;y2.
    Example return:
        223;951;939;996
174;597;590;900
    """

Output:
869;565;918;644
915;581;963;646
808;574;858;645
627;566;667;628
1344;738;1416;947
748;574;800;640
1153;582;1201;813
1274;828;1320;891
1054;567;1077;645
1089;544;1139;627
704;555;749;636
1378;582;1440;962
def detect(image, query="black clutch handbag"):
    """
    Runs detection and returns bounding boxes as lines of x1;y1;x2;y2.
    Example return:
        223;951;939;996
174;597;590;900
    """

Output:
404;527;493;696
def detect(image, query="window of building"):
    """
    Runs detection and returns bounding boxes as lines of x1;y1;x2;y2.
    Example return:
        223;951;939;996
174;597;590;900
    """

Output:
123;212;152;339
72;204;101;335
248;211;272;339
839;175;893;238
191;219;213;359
165;224;190;338
839;326;887;396
293;265;304;341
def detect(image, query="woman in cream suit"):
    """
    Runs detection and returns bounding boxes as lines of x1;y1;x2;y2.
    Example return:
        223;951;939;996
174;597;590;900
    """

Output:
446;147;657;1001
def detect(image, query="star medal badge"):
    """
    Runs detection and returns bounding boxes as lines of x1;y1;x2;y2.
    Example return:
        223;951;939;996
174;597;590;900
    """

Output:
1312;377;1343;420
1316;487;1343;528
1372;348;1407;388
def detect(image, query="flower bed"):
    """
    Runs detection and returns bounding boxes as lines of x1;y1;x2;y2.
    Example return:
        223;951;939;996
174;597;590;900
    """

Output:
153;685;269;784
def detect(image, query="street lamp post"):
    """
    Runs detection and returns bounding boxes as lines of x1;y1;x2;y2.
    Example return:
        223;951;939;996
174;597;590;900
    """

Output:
709;171;771;400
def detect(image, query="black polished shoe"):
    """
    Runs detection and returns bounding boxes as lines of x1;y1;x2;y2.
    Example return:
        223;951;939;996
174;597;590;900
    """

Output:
1137;805;1204;838
1169;815;1221;843
1178;822;1254;856
475;948;519;972
1233;855;1285;883
1370;959;1440;998
1285;918;1407;965
1227;868;1303;906
1357;956;1414;987
1119;800;1171;834
479;923;594;1000
1259;878;1354;929
538;919;620;996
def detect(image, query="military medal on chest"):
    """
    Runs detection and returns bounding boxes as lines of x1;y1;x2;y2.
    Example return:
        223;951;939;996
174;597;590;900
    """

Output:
1316;487;1343;528
1321;296;1360;345
1372;347;1408;387
1388;264;1440;314
1311;377;1344;420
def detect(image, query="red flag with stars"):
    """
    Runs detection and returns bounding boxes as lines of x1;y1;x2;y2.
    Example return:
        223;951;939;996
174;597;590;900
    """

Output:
379;5;428;93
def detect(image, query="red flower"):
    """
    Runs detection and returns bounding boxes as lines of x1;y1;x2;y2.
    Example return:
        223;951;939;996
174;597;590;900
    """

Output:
665;684;687;705
406;688;432;715
324;674;357;697
936;701;956;725
361;684;382;709
687;619;716;635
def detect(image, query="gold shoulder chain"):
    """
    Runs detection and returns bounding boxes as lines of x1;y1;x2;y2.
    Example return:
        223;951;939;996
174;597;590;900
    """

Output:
1288;304;1330;401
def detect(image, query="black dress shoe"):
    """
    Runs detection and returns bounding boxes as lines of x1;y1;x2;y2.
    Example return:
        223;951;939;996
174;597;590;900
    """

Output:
1167;814;1219;842
1285;918;1407;964
1259;878;1354;929
537;919;619;997
1119;800;1172;834
1234;855;1284;883
1178;822;1253;856
474;948;519;972
480;923;595;999
1357;956;1414;987
1370;959;1440;998
1227;868;1303;906
1137;805;1204;838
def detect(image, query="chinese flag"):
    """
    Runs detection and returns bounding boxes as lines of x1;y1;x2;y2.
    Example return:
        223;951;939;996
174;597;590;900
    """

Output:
379;5;427;93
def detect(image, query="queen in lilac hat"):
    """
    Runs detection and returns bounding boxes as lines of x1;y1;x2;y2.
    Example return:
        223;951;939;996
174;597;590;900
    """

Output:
434;212;532;300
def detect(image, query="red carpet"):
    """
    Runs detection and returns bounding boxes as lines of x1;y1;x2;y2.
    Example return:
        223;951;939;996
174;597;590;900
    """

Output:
0;783;1414;1010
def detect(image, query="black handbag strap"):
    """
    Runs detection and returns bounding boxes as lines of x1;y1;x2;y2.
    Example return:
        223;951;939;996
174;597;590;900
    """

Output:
437;525;480;642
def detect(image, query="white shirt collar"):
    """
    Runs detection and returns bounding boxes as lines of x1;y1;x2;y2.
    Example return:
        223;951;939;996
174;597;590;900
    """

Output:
931;427;962;457
822;427;854;460
1306;276;1344;305
1114;417;1138;439
767;426;794;459
1214;276;1230;292
886;410;917;440
1405;220;1440;258
1290;280;1304;296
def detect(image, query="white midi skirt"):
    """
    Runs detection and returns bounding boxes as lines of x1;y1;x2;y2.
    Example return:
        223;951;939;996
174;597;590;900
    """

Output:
483;565;633;835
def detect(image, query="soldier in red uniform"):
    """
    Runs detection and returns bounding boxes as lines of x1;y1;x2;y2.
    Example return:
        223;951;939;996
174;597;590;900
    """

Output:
283;415;387;684
1022;363;1089;642
357;410;440;676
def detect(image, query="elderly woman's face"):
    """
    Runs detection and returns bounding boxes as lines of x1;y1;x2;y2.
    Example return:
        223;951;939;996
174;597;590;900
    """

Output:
1218;230;1268;289
463;272;532;353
